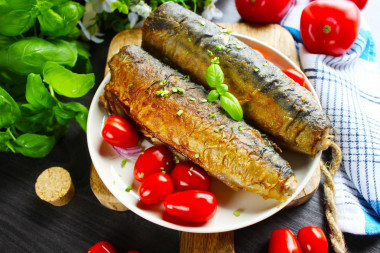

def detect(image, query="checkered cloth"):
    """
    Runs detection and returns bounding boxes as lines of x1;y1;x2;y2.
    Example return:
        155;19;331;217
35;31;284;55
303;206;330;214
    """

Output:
281;0;380;235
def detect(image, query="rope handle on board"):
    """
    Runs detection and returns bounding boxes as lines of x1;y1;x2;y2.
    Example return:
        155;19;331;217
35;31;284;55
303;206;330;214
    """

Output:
320;141;346;253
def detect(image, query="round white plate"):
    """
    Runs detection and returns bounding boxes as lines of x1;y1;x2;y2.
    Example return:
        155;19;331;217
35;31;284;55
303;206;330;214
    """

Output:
87;34;321;233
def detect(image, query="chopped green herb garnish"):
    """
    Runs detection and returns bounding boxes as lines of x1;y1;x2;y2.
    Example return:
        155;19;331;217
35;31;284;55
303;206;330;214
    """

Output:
188;37;192;42
141;152;144;154
191;49;196;53
177;88;185;93
164;57;169;61
140;172;144;178
189;97;196;101
209;113;215;118
211;57;220;64
197;109;202;112
157;90;169;97
219;125;226;129
160;79;167;85
236;45;242;49
160;167;164;170
263;62;268;66
172;87;178;93
128;83;133;87
162;171;166;174
118;173;122;178
215;45;225;51
174;156;180;163
125;185;133;192
190;167;194;171
194;153;200;158
221;28;232;34
121;159;127;167
231;126;235;129
254;68;260;72
207;50;214;56
233;210;241;217
201;21;205;26
214;129;219;133
156;90;163;96
238;126;243;131
226;49;232;53
271;121;274;126
201;99;207;103
113;180;116;185
184;75;190;80
185;51;189;56
261;134;266;137
177;110;184;116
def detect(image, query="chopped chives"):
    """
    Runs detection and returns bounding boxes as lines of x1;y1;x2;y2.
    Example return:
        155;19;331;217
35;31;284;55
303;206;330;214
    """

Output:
271;121;274;126
162;171;166;174
141;152;144;154
233;210;241;217
172;87;178;93
125;185;133;192
160;79;167;85
188;37;192;42
201;99;207;103
189;97;196;101
197;109;202;112
214;129;219;133
261;134;267;137
221;29;232;34
207;50;213;56
209;113;215;118
140;172;144;178
215;45;225;51
128;83;133;87
185;51;189;56
200;21;205;26
254;68;260;72
177;110;184;116
238;126;243;131
194;153;200;158
191;49;196;53
263;62;268;66
190;167;194;171
226;49;232;53
236;45;242;49
160;167;164;170
219;125;226;129
121;159;127;167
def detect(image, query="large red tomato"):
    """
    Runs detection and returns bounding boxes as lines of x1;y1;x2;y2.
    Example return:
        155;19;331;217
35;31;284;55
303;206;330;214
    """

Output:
300;0;360;56
235;0;293;24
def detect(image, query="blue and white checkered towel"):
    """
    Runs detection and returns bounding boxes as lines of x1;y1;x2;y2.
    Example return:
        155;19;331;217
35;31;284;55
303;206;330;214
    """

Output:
281;0;380;235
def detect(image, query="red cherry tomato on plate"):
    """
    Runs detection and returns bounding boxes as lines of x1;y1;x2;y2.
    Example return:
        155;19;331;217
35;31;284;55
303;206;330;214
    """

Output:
171;161;211;191
164;190;217;222
102;115;139;148
88;241;116;253
300;0;360;56
297;226;328;253
138;173;174;205
134;145;174;182
268;228;301;253
235;0;293;24
348;0;367;10
282;68;307;88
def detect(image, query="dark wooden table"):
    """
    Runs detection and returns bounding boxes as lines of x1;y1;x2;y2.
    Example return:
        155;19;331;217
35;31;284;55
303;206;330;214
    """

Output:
1;1;379;252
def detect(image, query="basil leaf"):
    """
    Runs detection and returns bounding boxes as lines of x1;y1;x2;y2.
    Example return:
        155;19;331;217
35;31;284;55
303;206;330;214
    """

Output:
8;0;36;10
43;62;94;98
216;83;228;96
0;1;37;36
53;105;76;125
0;131;12;152
70;41;92;73
6;38;78;75
0;87;21;128
25;73;56;109
14;133;55;158
60;102;88;132
38;8;65;35
0;35;17;48
206;63;224;88
207;89;219;103
220;92;243;121
15;106;54;133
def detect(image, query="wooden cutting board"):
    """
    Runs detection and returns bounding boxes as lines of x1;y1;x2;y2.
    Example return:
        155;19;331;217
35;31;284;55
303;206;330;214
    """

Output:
95;23;321;253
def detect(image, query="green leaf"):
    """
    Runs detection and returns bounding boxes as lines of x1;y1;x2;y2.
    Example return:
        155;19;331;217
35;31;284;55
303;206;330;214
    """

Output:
0;131;13;152
25;73;56;109
220;92;243;121
6;38;78;75
0;86;21;128
207;89;219;103
111;1;121;11
14;133;55;158
60;102;88;132
70;41;92;74
43;62;94;98
206;63;224;88
15;106;54;133
0;35;17;48
216;83;228;96
38;8;65;35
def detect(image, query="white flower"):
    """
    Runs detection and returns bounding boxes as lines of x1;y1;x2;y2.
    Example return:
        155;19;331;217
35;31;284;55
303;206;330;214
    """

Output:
128;1;152;28
78;21;104;43
202;0;223;20
86;0;117;13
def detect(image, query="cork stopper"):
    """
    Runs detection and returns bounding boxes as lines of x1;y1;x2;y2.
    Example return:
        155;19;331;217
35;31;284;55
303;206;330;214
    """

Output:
35;167;75;206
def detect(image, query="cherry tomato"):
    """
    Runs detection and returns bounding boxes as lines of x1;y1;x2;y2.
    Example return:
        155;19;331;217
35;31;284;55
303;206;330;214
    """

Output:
300;0;360;56
138;173;174;205
134;145;174;182
88;241;116;253
235;0;293;24
282;68;307;88
102;115;139;148
348;0;367;10
297;226;328;253
268;228;301;253
171;161;211;191
164;190;217;222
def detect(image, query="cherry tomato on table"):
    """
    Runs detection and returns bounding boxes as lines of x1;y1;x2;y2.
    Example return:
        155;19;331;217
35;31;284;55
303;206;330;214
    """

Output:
102;115;139;148
300;0;360;56
268;228;301;253
235;0;294;24
282;68;307;88
348;0;367;10
171;161;211;191
297;226;328;253
164;190;217;222
138;172;174;205
88;241;116;253
134;145;174;182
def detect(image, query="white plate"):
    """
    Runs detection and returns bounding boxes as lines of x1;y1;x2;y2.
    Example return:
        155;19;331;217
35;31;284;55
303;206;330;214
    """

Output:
87;34;321;233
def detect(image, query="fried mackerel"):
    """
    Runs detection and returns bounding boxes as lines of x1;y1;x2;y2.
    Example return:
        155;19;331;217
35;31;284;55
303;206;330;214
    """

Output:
142;2;332;156
102;45;296;202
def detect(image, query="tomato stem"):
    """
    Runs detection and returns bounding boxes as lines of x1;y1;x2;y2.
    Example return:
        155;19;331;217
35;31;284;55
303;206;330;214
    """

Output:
323;25;331;34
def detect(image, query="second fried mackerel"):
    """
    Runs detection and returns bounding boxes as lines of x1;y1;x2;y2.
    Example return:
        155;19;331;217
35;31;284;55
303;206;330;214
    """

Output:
142;2;332;156
103;45;296;202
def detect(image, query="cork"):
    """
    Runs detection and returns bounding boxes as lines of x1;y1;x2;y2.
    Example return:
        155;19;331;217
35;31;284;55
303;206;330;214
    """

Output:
35;167;75;206
90;163;128;211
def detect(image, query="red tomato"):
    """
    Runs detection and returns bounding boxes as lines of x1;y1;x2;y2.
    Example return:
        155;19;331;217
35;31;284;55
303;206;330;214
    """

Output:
171;161;211;191
88;241;116;253
102;115;139;148
134;145;174;182
138;173;174;205
268;228;301;253
282;68;307;88
297;226;328;253
348;0;367;10
235;0;293;24
164;190;217;222
300;0;360;56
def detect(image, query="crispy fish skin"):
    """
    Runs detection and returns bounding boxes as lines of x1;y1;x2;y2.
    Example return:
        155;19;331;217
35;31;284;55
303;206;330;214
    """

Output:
104;45;296;202
142;2;332;156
